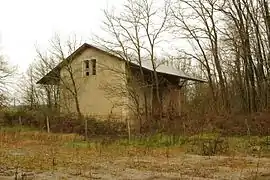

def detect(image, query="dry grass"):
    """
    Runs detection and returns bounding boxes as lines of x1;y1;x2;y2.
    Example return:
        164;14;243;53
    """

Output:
0;128;269;179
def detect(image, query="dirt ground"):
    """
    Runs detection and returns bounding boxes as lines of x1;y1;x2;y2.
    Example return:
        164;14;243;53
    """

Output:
0;131;269;180
1;153;270;179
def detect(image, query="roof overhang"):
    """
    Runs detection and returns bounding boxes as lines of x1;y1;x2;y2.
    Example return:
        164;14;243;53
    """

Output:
36;66;60;85
36;43;207;85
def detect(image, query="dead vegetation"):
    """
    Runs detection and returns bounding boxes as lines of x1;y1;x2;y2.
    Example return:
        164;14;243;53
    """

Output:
0;128;269;180
1;1;270;179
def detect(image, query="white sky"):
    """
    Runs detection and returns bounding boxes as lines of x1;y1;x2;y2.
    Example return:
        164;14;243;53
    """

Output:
0;0;124;72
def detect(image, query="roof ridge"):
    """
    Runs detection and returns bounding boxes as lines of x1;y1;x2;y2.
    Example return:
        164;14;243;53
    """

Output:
37;42;207;84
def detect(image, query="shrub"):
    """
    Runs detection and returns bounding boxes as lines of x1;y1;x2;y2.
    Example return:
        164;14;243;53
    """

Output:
187;133;229;156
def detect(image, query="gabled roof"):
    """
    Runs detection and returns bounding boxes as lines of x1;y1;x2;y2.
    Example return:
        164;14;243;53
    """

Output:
37;43;206;84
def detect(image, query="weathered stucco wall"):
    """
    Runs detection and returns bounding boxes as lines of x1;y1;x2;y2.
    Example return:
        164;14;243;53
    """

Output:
58;47;182;126
59;47;128;121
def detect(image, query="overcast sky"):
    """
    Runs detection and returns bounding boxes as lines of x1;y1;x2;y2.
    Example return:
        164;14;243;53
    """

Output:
0;0;124;72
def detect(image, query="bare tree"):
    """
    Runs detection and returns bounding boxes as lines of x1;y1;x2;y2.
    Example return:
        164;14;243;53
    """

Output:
216;0;270;112
171;0;231;112
21;65;42;109
0;53;16;106
138;0;171;107
94;0;171;128
48;34;83;118
23;34;83;119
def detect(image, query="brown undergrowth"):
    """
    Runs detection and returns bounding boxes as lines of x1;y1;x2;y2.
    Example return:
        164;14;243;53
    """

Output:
0;128;269;179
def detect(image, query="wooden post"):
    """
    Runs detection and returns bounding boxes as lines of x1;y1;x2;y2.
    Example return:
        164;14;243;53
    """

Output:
127;120;131;143
245;118;250;137
46;116;50;133
18;116;22;126
84;118;88;141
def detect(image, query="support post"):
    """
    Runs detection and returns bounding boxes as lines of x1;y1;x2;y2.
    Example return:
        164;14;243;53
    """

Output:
19;116;22;126
46;116;50;133
127;119;131;143
84;118;88;141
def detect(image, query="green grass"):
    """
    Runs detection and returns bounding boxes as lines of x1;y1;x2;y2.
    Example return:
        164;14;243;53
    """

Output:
0;125;37;132
0;126;268;157
117;133;188;147
57;132;270;157
63;141;94;148
115;133;270;156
